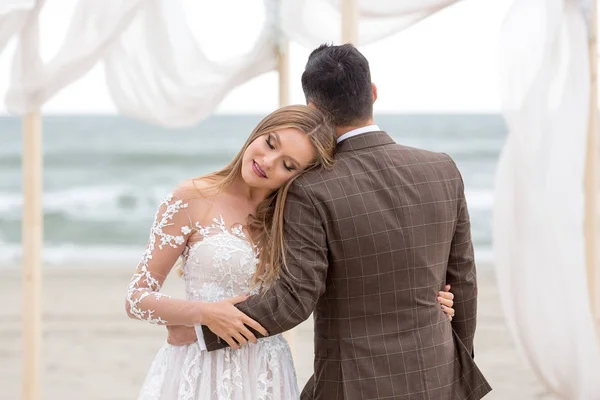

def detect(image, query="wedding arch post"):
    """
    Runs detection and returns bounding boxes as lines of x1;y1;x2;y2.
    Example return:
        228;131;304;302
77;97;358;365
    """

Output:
18;3;44;399
22;109;43;400
342;0;358;44
278;41;289;108
586;0;600;331
17;3;43;398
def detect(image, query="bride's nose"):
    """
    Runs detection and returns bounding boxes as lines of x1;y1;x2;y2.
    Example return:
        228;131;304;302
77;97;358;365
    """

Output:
262;155;275;170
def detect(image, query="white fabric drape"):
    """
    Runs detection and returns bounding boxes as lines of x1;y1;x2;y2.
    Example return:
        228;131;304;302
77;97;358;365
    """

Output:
495;0;600;398
4;0;280;126
102;1;279;127
2;0;460;125
579;0;594;31
0;0;34;54
6;0;146;112
279;0;460;47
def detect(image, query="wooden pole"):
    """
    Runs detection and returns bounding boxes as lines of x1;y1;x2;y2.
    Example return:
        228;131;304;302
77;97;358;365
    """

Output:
341;0;359;44
22;111;43;400
586;0;600;330
278;40;290;107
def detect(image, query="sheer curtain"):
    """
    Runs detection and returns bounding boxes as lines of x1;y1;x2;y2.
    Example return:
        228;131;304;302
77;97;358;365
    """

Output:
2;0;280;126
279;0;459;47
495;0;600;397
0;0;461;126
101;1;279;127
0;0;34;53
6;0;146;113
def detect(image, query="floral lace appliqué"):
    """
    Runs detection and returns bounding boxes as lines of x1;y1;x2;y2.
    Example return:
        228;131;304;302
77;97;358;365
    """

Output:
127;193;191;324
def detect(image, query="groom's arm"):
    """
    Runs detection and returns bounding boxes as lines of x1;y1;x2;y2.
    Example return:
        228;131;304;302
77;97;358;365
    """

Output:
446;161;478;358
202;179;328;351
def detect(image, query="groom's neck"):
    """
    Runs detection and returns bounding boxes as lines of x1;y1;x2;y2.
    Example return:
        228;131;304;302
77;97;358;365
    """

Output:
335;117;376;139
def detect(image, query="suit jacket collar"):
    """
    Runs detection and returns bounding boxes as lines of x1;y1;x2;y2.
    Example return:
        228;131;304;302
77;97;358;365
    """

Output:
335;130;395;153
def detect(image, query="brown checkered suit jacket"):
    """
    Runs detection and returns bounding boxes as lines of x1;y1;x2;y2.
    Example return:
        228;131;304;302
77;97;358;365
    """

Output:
203;131;491;399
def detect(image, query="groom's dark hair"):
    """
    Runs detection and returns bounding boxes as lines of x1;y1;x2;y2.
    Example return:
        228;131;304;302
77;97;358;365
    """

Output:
301;43;373;127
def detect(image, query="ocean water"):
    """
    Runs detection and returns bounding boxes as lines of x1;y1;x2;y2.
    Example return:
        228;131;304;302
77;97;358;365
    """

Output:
1;114;506;267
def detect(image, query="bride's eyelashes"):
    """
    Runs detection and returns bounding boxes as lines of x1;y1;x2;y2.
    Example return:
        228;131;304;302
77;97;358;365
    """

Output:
266;135;275;150
265;134;296;172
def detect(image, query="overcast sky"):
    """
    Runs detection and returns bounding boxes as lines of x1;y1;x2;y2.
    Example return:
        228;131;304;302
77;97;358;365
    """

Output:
0;0;512;115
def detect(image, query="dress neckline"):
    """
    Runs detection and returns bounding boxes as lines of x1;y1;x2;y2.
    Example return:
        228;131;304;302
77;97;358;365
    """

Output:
188;215;255;248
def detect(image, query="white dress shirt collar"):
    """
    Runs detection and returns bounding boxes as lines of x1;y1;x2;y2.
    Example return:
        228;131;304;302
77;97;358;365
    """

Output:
336;124;381;144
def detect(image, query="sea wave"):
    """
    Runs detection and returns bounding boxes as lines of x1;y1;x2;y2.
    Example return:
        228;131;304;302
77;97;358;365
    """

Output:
0;242;494;267
0;185;170;221
0;185;494;223
0;242;143;267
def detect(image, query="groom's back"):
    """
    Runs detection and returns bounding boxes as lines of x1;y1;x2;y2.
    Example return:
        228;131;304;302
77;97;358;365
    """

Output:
298;131;489;400
310;132;459;335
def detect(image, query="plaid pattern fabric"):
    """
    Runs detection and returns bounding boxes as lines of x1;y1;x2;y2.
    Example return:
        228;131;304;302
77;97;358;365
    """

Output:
203;131;491;399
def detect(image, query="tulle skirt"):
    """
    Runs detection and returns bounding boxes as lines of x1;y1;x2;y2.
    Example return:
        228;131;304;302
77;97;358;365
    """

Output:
138;334;299;400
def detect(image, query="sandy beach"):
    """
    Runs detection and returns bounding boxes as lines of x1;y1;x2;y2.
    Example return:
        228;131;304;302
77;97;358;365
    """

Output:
0;264;558;399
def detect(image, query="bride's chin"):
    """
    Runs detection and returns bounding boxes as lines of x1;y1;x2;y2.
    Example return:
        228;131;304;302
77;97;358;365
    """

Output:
241;170;259;187
240;171;252;186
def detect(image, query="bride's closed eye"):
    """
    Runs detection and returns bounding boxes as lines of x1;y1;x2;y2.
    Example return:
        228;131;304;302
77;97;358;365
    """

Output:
283;162;295;172
266;135;275;150
266;134;295;172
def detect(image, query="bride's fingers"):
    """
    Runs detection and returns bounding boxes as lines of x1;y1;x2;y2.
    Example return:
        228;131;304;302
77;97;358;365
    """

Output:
441;305;455;317
222;335;240;350
243;316;268;337
238;325;257;344
438;290;454;301
228;294;249;304
232;331;248;347
437;296;454;308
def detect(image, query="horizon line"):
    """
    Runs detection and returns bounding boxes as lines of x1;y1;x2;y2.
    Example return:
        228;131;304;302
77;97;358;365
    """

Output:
0;110;503;118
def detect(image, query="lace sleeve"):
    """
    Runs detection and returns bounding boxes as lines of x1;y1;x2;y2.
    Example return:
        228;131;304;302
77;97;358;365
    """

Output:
125;192;202;326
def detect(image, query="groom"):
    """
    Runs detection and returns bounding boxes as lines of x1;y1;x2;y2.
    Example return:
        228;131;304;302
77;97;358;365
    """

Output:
171;44;491;399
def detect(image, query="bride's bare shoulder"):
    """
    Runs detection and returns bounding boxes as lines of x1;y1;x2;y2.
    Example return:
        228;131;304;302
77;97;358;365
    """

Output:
170;177;219;208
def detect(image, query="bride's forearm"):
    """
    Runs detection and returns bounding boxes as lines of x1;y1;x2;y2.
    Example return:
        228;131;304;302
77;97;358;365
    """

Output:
125;291;206;326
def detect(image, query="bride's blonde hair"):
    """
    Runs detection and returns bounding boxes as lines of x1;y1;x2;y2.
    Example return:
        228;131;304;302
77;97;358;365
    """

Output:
185;105;336;287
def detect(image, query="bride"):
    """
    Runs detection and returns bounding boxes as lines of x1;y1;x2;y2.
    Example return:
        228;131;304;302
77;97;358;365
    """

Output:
125;105;457;399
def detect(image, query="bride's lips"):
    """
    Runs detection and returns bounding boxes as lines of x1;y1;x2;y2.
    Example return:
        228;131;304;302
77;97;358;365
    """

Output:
252;160;267;178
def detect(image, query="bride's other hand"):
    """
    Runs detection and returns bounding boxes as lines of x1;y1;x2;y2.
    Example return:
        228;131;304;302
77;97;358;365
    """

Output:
437;284;456;321
167;325;198;346
199;295;269;349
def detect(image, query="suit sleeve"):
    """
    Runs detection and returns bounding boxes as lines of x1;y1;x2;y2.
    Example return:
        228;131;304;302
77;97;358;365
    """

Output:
446;157;478;358
202;180;328;351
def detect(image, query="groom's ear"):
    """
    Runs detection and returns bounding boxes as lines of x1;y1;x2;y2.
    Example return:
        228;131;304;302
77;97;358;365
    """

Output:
371;83;378;104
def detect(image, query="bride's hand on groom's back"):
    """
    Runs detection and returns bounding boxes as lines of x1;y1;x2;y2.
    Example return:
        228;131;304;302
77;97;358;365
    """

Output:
200;295;269;350
437;284;456;321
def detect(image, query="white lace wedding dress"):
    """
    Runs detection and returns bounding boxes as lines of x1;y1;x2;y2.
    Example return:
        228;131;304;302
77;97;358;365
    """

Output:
126;192;299;399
